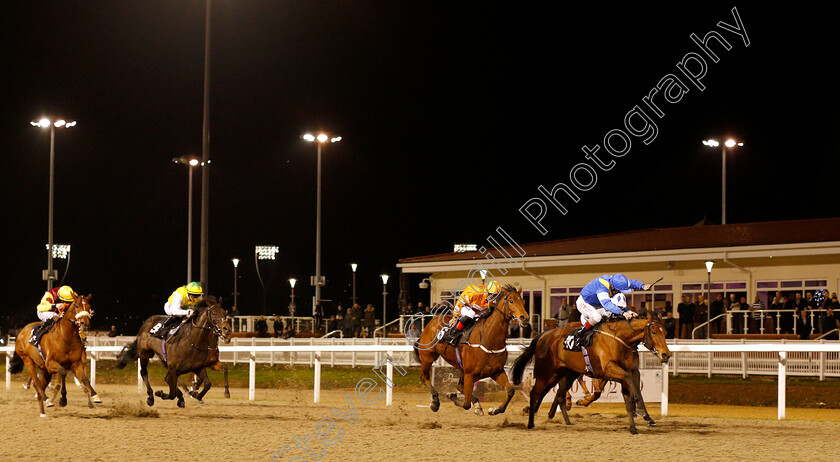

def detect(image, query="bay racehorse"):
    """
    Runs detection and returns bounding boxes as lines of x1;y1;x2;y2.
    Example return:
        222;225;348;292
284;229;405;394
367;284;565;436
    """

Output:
8;294;100;416
116;296;231;407
512;312;670;434
413;284;528;416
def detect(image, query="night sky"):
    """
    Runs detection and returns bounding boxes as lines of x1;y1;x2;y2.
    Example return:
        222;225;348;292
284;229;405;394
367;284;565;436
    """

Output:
1;3;838;331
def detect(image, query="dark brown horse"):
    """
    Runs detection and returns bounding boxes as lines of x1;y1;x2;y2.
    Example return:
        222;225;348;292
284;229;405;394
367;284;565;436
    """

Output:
512;312;670;434
413;284;529;416
116;296;231;407
9;294;100;416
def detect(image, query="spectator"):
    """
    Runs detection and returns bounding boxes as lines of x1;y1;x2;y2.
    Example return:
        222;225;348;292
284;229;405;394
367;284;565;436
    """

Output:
693;295;706;338
336;305;345;323
806;291;817;310
749;295;765;334
108;325;119;337
418;302;428;314
314;301;324;333
824;307;838;340
364;304;376;337
335;314;345;336
273;315;283;338
327;315;338;334
229;306;240;331
342;308;352;338
780;294;794;334
351;303;363;338
677;296;694;339
793;292;807;312
663;310;676;339
795;309;811;340
709;294;724;336
255;315;268;338
282;326;295;339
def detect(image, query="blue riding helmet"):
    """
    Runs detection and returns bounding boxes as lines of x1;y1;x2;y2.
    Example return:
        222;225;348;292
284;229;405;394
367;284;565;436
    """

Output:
611;274;632;294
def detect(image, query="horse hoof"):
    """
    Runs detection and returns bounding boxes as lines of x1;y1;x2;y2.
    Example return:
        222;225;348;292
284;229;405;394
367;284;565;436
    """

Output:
488;407;498;416
522;406;530;414
647;421;656;427
40;413;47;418
430;402;440;412
147;397;155;407
177;400;185;408
474;407;484;416
92;394;102;404
527;422;534;429
197;399;204;405
629;427;638;435
224;391;230;399
58;398;67;407
446;392;457;400
45;399;54;408
154;391;164;398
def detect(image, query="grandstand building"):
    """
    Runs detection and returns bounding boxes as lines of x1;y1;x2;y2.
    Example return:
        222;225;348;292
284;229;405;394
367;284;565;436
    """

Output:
398;218;840;330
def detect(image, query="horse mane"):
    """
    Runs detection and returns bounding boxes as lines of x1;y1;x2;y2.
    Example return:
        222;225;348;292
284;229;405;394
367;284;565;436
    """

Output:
502;284;517;293
195;295;219;308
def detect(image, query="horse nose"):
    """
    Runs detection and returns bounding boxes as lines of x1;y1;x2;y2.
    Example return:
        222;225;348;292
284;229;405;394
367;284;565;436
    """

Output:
518;315;527;323
661;353;671;363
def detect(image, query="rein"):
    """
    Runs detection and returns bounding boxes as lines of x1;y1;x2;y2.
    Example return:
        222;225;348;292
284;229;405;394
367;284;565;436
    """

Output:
188;307;226;350
596;320;658;352
464;290;519;354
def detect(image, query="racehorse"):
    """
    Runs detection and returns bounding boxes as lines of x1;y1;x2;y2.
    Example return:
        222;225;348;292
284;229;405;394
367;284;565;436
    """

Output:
512;312;670;434
413;284;529;416
8;294;100;416
116;296;231;408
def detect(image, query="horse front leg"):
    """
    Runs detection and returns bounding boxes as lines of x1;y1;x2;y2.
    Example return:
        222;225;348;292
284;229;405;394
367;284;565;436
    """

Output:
419;352;441;412
556;373;581;426
51;372;67;407
487;371;516;416
603;362;638;434
526;373;557;429
630;368;654;426
71;361;100;408
195;368;213;402
139;356;155;407
209;361;230;398
460;373;476;413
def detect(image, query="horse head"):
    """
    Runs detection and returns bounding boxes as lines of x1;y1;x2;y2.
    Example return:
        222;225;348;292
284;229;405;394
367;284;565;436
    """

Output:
66;294;93;344
642;311;671;364
492;284;529;327
195;296;231;343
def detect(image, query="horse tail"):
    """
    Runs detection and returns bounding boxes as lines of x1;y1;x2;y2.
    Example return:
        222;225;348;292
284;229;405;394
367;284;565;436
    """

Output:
8;352;24;374
511;333;542;385
115;340;139;369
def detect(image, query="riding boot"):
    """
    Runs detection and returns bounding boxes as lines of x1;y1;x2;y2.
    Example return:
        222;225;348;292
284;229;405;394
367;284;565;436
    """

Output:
30;318;55;345
572;325;589;348
152;316;176;339
446;316;474;345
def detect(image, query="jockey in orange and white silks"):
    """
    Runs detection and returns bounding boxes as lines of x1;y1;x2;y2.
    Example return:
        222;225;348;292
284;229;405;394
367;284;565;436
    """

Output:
443;281;500;345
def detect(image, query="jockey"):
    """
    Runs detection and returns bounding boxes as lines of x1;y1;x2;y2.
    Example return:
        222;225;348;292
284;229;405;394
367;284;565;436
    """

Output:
443;281;500;345
151;282;203;338
31;285;77;345
572;274;649;344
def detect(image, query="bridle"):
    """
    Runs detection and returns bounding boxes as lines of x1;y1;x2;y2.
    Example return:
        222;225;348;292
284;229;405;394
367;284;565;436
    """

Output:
54;296;92;343
191;305;228;339
488;290;519;323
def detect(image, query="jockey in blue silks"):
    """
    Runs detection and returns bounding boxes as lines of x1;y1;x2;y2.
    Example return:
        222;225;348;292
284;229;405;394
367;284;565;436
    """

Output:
572;274;650;344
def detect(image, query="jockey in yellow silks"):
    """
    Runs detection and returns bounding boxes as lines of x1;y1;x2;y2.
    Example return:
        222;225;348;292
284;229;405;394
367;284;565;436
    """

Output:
151;282;203;338
30;285;77;345
443;281;500;345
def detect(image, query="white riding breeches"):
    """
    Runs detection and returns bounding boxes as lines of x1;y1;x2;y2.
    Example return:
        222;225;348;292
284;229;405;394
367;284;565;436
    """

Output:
164;302;191;316
576;296;608;326
37;311;58;322
457;304;478;319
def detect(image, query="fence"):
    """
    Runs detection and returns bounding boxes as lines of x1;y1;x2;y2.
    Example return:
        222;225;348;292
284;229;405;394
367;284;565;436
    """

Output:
3;340;840;418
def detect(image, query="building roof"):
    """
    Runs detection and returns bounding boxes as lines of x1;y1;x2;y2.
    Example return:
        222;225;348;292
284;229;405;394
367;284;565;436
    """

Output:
399;217;840;264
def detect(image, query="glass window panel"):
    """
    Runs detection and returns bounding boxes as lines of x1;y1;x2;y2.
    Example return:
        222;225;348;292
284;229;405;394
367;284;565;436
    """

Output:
781;281;803;288
682;283;702;291
726;282;747;289
551;288;567;294
805;280;827;287
655;284;673;291
570;287;583;293
757;281;778;288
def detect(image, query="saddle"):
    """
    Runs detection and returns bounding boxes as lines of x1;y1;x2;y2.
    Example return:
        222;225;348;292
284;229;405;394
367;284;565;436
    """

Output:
150;316;185;340
563;314;623;351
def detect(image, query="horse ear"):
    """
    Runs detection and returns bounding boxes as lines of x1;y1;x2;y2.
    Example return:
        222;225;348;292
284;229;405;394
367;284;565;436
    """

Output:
647;311;654;321
517;287;523;294
219;296;223;305
86;294;93;302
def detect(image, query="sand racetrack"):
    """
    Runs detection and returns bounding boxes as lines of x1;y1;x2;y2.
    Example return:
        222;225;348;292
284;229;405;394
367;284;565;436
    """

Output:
1;380;839;462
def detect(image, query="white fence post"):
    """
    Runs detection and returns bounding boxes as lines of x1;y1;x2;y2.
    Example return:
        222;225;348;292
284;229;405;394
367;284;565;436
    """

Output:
249;351;256;401
386;350;394;406
778;351;786;420
661;362;669;416
137;359;142;392
314;351;321;403
90;354;97;388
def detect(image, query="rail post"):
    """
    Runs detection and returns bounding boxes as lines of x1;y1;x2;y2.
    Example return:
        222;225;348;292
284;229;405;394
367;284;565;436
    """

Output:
249;351;256;401
314;351;321;403
778;351;786;420
661;362;669;416
386;350;394;406
90;354;97;388
137;358;143;392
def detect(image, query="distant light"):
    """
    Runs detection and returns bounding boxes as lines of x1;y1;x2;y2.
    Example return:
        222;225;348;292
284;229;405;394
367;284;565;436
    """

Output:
351;263;357;272
39;118;51;128
302;133;316;142
317;134;328;143
381;274;389;285
65;121;76;128
46;244;71;259
289;278;297;289
702;139;719;147
479;270;487;280
330;137;342;143
454;243;477;253
255;245;279;260
705;260;714;273
54;120;66;128
189;158;200;166
737;142;744;146
725;139;736;148
232;258;240;268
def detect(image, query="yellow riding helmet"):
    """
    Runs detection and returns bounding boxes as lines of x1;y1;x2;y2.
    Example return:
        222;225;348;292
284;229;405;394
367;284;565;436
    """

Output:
57;286;76;302
485;280;500;295
186;282;203;295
